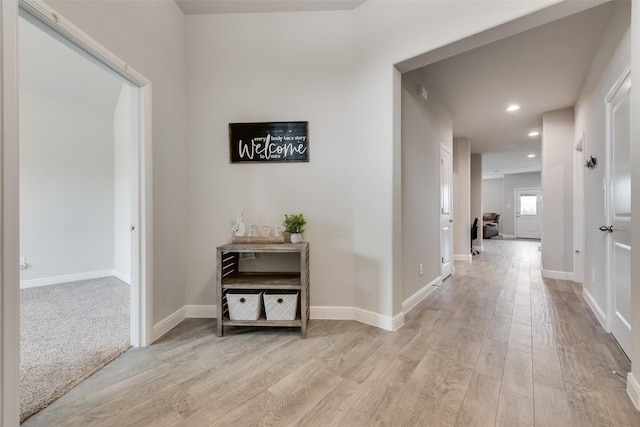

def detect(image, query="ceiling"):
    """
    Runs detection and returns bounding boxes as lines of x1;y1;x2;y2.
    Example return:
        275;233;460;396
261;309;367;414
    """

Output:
176;0;366;15
418;2;615;179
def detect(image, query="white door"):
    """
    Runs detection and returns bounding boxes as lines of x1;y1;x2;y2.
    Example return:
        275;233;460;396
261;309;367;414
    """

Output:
515;188;542;239
440;146;453;278
605;69;631;356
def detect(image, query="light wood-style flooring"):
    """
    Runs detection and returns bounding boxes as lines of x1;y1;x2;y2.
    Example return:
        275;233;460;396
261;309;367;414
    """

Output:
23;239;640;426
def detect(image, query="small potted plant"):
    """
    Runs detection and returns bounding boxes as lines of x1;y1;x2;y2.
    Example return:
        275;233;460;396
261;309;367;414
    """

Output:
284;213;306;243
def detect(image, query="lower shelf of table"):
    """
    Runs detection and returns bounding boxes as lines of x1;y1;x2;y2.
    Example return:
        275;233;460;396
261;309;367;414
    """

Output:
221;318;302;327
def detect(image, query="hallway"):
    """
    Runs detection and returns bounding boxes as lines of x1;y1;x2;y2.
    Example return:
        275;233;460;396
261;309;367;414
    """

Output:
23;239;639;426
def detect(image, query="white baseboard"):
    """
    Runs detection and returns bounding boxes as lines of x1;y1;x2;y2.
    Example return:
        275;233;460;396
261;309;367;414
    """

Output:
186;304;216;318
308;305;403;331
627;373;640;410
402;277;441;314
113;270;131;285
354;307;403;331
152;306;187;342
541;269;574;281
20;269;115;289
582;287;608;331
310;306;354;320
454;254;472;262
153;302;408;342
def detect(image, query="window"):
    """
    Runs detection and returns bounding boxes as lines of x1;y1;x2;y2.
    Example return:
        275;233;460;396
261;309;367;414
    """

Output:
520;195;537;216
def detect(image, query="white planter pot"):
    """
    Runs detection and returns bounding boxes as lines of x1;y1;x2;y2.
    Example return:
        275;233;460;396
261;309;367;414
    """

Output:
290;233;303;243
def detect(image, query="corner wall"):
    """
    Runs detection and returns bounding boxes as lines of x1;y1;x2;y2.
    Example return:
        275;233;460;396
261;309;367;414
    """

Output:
470;154;483;246
541;108;574;277
401;72;452;302
453;138;470;259
114;84;132;284
482;178;504;234
19;91;116;283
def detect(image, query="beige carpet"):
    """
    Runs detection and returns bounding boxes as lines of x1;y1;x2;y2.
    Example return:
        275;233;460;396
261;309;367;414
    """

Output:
20;276;130;423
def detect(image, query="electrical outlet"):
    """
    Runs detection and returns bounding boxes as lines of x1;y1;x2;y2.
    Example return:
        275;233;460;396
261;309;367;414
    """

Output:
19;257;27;270
419;263;424;276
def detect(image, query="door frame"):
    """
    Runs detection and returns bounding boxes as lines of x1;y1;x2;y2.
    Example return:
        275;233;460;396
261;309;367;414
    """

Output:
573;133;585;284
440;144;453;278
2;1;153;422
604;66;631;336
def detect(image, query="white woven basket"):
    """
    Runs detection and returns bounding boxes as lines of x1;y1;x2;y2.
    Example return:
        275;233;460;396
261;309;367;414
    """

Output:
264;292;298;321
226;291;263;320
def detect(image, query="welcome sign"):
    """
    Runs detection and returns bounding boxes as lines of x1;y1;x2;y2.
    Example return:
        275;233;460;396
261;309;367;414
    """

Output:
229;122;309;163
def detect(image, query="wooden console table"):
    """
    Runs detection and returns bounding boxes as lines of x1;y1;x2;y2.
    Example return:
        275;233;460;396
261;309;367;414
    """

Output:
216;242;309;338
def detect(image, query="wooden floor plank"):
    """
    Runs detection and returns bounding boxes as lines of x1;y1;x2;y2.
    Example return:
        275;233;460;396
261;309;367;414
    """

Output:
533;382;573;427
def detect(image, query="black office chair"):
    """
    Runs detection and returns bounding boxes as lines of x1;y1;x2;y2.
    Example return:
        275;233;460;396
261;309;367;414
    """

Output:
471;217;480;256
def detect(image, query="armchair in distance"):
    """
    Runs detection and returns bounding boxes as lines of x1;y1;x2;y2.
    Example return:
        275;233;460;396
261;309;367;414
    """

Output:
483;213;500;239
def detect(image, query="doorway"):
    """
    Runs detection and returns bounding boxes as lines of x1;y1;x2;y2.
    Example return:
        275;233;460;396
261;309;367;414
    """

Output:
18;1;152;346
440;145;453;278
604;67;631;357
515;188;542;239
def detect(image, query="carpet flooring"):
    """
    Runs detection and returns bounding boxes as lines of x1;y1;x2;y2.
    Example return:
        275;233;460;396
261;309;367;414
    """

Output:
20;276;130;423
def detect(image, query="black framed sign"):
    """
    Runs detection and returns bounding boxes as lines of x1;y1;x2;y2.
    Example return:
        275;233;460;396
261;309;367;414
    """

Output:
229;121;309;163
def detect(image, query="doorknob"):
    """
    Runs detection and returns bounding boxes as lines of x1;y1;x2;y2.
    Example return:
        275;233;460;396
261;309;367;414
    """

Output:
599;225;614;232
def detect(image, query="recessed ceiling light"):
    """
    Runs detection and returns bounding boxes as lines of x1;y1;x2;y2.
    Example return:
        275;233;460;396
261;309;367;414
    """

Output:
527;154;536;158
528;131;540;137
506;104;520;112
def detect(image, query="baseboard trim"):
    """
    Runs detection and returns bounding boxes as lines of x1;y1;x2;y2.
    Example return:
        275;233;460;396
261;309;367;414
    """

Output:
454;254;472;262
152;306;187;342
402;277;441;314
541;269;574;281
113;270;131;285
354;307;403;331
153;303;407;342
185;304;216;318
310;306;354;320
20;269;115;289
582;287;608;331
627;373;640;410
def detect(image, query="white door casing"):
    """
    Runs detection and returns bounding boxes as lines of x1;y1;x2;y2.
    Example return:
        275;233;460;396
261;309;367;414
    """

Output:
605;67;631;357
440;145;453;278
573;134;585;284
516;188;542;239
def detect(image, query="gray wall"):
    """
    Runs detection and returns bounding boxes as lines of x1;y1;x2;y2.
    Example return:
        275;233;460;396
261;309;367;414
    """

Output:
541;108;574;274
470;154;482;244
482;178;504;234
453;138;470;257
401;71;453;301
